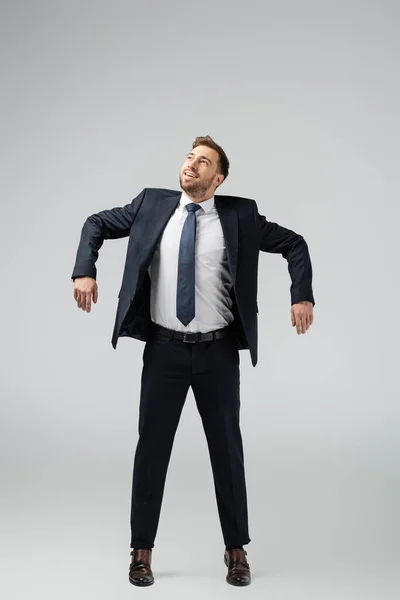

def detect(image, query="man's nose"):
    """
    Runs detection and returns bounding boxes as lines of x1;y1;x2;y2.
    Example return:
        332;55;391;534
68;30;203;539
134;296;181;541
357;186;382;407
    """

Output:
187;159;198;170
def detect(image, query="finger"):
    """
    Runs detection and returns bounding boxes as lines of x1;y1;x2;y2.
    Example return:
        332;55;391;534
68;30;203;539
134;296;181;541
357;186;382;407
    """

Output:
296;315;302;335
80;291;86;311
77;290;82;308
85;291;91;312
74;288;78;301
93;286;98;304
299;317;305;334
291;308;296;326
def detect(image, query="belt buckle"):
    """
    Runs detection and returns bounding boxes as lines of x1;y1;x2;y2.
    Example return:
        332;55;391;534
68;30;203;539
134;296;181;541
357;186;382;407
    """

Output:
182;332;197;343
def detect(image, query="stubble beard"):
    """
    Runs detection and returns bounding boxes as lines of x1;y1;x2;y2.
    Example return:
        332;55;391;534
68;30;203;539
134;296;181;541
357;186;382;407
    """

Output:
179;173;215;200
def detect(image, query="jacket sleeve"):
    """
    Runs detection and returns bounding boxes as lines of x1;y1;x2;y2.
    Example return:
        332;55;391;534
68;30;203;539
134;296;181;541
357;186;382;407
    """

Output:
252;200;315;306
71;188;146;281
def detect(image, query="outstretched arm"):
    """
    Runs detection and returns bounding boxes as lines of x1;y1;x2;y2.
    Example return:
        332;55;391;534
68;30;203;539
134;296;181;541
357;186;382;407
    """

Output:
71;188;146;312
71;188;146;281
253;199;315;334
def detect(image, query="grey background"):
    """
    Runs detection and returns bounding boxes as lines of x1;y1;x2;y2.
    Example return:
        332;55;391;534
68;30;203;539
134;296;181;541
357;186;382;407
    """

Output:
1;0;399;598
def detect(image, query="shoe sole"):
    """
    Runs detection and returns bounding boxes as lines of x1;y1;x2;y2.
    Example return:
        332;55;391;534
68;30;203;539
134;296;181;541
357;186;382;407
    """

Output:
226;576;251;586
129;576;154;586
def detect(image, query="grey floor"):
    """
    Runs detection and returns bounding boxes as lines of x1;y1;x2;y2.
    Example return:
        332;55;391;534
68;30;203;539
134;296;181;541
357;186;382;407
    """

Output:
3;369;399;600
2;464;399;600
2;534;399;600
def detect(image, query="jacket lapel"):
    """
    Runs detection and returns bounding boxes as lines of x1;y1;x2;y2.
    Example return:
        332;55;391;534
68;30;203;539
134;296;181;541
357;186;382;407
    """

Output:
126;192;181;294
137;192;181;263
215;195;238;284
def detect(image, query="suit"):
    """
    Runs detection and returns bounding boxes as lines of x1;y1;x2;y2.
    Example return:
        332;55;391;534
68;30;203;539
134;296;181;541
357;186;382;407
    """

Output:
71;187;315;367
72;186;315;550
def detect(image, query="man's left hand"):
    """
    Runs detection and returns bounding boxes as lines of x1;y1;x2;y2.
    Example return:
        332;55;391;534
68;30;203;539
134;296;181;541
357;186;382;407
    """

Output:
291;301;314;335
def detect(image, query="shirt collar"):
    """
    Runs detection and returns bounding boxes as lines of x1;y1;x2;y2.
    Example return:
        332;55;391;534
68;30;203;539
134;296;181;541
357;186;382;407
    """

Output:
180;190;215;214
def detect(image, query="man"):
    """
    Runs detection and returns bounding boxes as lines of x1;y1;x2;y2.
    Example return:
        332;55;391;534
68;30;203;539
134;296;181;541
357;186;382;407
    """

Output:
71;135;315;587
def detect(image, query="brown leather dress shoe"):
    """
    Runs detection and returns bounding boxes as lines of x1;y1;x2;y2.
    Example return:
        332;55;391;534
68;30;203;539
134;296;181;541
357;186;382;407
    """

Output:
224;548;251;586
129;549;154;586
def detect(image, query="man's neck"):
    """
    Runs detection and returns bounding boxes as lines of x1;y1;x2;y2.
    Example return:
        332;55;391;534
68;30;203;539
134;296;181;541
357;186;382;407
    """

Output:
182;190;214;204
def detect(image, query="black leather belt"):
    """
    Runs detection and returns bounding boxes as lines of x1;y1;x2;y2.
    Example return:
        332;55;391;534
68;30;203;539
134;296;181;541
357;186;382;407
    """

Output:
152;323;231;343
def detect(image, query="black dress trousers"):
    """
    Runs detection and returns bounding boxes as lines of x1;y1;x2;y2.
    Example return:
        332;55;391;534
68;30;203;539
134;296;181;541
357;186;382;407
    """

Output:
130;324;251;550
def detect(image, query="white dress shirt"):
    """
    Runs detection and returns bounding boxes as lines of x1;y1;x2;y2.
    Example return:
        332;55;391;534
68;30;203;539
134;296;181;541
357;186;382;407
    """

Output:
147;191;234;332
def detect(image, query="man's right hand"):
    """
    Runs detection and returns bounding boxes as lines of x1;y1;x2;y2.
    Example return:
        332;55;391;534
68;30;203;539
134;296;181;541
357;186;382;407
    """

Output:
73;277;98;312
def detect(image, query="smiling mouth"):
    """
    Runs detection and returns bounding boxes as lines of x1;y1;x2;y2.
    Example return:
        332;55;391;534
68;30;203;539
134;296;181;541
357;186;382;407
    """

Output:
184;171;197;178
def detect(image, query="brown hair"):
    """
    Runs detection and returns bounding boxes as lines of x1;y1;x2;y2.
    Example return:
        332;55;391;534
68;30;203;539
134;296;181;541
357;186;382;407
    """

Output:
192;135;230;180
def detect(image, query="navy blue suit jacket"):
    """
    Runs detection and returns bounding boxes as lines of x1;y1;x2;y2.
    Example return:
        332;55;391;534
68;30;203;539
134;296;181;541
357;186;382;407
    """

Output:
71;187;315;366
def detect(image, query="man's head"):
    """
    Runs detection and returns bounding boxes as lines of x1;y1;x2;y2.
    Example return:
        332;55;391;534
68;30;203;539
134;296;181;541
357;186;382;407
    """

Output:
179;135;230;201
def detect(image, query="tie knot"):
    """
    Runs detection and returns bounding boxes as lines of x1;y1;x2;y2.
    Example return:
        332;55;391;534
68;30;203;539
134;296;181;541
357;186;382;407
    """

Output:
186;202;201;214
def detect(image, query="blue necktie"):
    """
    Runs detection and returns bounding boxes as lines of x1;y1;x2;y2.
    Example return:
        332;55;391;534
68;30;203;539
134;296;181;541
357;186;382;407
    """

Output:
176;202;201;326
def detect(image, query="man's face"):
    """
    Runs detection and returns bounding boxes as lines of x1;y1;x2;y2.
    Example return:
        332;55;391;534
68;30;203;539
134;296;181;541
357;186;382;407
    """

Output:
179;145;224;199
